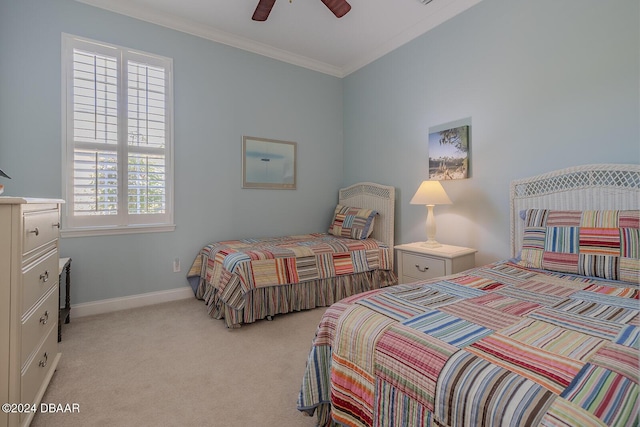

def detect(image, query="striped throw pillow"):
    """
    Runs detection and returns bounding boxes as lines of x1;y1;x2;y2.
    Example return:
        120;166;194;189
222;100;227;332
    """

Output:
328;205;377;240
519;209;639;283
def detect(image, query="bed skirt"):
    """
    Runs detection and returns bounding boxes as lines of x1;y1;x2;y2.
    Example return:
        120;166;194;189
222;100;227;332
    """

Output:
204;269;397;328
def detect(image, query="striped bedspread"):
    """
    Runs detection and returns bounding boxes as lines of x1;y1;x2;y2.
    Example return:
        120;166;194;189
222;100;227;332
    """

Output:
298;260;639;426
188;233;393;312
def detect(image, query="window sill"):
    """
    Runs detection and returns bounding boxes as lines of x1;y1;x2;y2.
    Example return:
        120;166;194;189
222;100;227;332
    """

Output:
60;224;176;238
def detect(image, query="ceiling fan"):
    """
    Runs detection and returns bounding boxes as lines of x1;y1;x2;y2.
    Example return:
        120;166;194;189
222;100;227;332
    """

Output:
252;0;352;21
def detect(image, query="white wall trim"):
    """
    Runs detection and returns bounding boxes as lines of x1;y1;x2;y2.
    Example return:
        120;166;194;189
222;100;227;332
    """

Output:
73;0;344;77
61;223;176;238
71;286;194;318
73;0;481;78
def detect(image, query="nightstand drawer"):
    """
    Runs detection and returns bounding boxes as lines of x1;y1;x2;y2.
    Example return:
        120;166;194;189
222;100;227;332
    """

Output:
401;252;445;280
395;243;477;284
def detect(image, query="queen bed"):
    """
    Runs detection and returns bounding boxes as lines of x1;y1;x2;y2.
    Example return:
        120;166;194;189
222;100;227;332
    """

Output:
187;182;397;328
298;164;640;427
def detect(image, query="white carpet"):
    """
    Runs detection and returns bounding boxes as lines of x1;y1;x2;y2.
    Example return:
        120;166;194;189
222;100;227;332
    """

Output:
31;298;325;426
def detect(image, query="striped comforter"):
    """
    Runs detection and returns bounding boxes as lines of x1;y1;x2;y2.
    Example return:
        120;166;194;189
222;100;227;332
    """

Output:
188;233;393;311
298;260;639;426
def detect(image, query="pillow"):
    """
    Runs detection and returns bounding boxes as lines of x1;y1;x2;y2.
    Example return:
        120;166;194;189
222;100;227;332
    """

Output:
518;209;639;284
328;204;377;240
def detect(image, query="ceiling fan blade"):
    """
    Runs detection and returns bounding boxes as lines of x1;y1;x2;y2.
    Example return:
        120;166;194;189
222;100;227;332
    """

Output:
320;0;351;18
252;0;276;21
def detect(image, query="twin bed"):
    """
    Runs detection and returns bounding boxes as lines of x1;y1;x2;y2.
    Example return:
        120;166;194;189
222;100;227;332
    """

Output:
187;164;638;426
187;182;397;328
297;164;640;427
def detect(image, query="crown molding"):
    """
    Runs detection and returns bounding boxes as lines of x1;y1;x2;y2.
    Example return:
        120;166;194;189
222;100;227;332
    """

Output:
74;0;481;78
74;0;344;77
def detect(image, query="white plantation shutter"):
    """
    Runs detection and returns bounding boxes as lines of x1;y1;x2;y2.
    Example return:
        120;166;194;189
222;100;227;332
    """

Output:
73;149;118;216
127;61;167;218
62;35;174;235
72;48;119;219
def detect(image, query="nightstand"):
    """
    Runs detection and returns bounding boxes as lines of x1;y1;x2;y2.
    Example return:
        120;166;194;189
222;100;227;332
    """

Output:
395;243;476;283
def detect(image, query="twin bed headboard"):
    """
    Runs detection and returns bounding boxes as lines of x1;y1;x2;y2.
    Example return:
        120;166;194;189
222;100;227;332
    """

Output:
337;166;640;263
510;164;640;258
339;182;395;250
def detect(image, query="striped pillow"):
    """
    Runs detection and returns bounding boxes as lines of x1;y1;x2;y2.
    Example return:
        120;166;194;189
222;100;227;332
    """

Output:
518;210;639;283
328;205;377;240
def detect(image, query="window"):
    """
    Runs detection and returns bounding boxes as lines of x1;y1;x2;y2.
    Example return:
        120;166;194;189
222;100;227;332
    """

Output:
62;34;174;236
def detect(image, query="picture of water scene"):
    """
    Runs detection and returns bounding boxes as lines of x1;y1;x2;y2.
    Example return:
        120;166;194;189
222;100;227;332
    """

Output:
428;125;469;180
242;136;297;189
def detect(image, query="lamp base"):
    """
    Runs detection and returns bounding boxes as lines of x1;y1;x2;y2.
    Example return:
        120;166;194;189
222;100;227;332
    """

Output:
421;239;442;248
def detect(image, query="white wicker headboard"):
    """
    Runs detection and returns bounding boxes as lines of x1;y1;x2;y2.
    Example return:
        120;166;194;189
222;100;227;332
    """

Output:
510;164;640;258
339;182;395;250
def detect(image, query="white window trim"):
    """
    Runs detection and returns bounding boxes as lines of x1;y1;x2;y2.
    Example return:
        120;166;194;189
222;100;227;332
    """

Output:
61;33;175;237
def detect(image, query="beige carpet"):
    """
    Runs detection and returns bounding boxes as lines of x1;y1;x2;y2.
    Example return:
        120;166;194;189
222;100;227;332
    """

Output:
31;298;326;427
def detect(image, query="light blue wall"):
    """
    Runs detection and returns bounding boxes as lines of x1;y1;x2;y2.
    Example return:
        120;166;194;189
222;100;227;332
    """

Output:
343;0;640;264
1;0;638;305
0;0;344;303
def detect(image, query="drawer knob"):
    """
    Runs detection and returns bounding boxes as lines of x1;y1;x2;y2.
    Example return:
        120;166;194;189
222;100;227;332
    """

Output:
53;222;61;228
39;352;48;368
40;310;49;325
415;264;429;273
40;270;49;283
29;227;40;236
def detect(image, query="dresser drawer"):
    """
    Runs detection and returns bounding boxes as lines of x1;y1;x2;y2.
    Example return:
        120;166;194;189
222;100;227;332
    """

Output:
401;252;446;281
21;285;58;367
21;325;58;408
23;208;59;255
22;249;58;314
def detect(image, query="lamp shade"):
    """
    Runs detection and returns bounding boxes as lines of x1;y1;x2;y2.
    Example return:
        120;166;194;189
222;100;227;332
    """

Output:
410;180;452;206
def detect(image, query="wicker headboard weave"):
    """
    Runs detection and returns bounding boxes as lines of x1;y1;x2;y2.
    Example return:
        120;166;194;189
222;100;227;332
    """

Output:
339;182;395;251
510;164;640;258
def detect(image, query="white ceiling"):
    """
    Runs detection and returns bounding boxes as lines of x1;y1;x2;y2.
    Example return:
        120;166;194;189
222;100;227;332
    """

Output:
75;0;482;77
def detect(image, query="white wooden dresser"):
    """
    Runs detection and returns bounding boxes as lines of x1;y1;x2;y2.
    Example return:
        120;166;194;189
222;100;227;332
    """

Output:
0;197;63;427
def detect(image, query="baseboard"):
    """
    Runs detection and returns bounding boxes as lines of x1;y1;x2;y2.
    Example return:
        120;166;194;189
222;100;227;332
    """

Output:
71;286;194;318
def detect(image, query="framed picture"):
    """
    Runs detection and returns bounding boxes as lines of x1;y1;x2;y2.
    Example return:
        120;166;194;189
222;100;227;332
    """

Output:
428;124;469;180
242;136;297;189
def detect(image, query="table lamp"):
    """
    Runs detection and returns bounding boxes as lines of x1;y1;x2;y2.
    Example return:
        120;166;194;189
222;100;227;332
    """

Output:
410;180;452;248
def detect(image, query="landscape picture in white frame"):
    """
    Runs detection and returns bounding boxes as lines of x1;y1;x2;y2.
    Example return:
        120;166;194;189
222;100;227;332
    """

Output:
242;136;297;189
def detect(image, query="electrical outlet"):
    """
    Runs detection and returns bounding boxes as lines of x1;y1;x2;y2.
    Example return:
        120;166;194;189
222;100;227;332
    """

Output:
173;257;181;272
